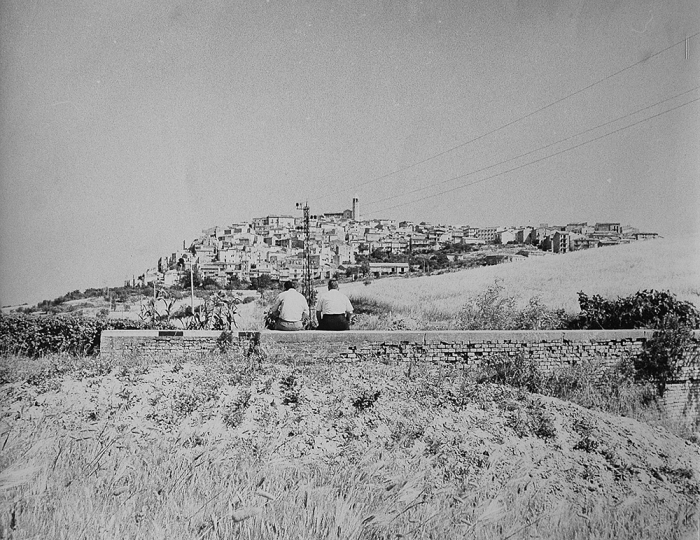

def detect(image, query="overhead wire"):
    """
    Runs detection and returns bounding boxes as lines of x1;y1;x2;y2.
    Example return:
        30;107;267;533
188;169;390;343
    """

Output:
364;96;700;217
308;31;699;205
363;85;700;209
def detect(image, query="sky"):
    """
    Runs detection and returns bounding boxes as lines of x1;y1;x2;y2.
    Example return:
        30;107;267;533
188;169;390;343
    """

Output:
1;0;698;307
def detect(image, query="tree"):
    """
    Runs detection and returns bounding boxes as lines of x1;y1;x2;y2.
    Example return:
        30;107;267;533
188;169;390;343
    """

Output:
370;248;387;261
250;274;274;295
201;276;220;290
179;267;202;289
360;260;371;277
345;266;361;279
226;274;248;290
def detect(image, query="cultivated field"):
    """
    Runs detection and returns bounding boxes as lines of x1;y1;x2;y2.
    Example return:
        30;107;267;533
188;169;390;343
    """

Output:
340;236;700;325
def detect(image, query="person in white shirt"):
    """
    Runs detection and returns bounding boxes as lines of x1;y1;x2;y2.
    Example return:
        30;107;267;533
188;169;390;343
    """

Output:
268;281;309;331
316;279;353;331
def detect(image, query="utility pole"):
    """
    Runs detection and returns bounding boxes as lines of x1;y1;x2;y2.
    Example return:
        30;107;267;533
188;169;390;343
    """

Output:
190;260;195;315
296;201;316;311
407;236;412;278
187;244;197;315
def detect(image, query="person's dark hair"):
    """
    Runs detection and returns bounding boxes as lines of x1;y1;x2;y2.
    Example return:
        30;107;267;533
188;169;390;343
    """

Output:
328;279;339;290
284;281;295;290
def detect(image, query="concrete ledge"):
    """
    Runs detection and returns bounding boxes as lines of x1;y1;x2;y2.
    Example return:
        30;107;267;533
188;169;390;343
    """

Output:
100;329;699;341
257;329;661;344
101;330;225;338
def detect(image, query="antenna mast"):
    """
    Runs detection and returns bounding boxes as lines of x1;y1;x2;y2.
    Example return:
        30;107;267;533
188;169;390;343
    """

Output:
296;201;316;309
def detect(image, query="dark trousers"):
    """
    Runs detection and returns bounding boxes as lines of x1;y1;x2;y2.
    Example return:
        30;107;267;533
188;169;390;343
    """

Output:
318;314;350;331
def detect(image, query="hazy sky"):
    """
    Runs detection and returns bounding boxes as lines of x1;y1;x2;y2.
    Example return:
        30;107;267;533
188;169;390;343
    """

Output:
1;0;698;306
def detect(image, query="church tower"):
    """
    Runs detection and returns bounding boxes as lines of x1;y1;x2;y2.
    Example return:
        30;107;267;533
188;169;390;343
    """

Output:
352;195;360;221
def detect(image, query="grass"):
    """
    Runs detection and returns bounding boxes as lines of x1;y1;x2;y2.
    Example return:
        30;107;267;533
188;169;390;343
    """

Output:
339;236;700;326
1;348;698;539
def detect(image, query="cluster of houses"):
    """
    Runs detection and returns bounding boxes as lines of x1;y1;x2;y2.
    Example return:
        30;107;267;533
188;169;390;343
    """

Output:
138;198;658;288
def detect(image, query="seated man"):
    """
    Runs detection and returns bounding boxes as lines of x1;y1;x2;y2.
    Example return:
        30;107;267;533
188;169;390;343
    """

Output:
316;279;353;331
268;281;309;331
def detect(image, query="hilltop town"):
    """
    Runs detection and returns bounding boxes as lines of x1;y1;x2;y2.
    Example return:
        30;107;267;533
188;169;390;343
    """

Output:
138;197;659;290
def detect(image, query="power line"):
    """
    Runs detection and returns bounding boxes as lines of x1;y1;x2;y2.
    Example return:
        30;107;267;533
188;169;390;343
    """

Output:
309;31;699;204
364;86;700;208
365;96;700;217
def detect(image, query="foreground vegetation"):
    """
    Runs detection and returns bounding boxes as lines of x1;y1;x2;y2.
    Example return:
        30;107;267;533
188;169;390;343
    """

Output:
1;347;698;539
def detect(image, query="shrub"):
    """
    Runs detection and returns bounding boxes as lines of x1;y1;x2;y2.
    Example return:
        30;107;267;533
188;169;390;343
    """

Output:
569;290;700;396
455;283;569;330
570;290;700;330
0;314;160;357
636;315;696;396
514;296;570;330
347;296;392;316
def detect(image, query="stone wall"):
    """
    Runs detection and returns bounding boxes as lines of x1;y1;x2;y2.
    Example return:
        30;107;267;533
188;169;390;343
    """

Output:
100;329;700;421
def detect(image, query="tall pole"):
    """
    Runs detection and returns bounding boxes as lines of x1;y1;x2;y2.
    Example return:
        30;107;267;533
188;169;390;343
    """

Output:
190;261;195;314
304;202;312;305
296;201;315;310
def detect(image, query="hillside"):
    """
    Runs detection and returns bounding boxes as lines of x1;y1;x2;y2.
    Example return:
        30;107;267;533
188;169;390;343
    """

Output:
341;236;700;322
0;352;697;539
3;236;697;332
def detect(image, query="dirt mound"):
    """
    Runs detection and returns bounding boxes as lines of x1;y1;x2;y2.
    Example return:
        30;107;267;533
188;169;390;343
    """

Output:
1;358;697;538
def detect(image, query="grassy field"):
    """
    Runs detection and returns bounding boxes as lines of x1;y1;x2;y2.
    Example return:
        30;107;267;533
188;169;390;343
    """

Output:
340;236;700;327
0;349;698;539
2;237;698;538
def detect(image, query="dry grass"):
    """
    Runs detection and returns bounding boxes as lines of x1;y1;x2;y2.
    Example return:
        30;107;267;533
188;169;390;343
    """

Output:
1;349;698;539
341;236;700;325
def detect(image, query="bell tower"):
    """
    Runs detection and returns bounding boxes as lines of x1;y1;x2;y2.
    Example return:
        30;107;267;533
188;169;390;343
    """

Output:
352;195;360;221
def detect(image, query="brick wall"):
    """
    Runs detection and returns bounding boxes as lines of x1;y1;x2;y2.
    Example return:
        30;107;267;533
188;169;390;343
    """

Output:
100;330;226;357
100;329;700;421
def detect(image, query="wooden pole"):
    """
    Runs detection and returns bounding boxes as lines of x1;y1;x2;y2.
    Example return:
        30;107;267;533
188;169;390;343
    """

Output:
190;261;195;314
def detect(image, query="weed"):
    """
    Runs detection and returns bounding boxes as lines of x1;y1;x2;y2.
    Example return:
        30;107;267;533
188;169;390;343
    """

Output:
475;353;544;394
116;387;138;410
530;406;556;440
280;373;300;405
572;418;599;453
660;466;695;481
352;390;381;412
223;389;252;428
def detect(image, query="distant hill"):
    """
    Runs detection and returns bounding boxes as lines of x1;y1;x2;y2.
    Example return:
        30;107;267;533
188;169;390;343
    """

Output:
341;236;700;321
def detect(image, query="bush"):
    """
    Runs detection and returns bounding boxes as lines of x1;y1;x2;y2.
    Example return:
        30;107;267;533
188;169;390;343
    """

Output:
0;314;161;357
455;283;569;330
635;315;696;396
347;296;392;316
570;290;700;396
570;290;700;330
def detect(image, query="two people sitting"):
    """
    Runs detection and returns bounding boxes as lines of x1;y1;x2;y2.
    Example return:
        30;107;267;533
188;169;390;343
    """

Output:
268;279;353;331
